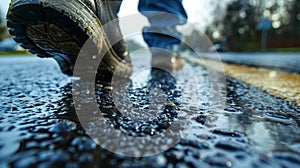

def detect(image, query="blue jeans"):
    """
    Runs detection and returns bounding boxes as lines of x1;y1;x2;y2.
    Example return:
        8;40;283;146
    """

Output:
138;0;187;49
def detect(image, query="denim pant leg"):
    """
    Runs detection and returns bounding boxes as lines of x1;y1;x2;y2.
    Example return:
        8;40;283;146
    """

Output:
138;0;187;49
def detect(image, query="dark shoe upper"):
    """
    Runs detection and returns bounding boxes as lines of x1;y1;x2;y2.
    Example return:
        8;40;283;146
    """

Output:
81;0;132;67
7;0;131;78
95;0;131;61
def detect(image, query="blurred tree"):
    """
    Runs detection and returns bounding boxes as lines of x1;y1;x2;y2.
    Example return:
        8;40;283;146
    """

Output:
205;0;300;51
183;1;229;51
184;28;212;52
256;0;300;48
288;0;300;34
221;0;258;51
205;1;228;42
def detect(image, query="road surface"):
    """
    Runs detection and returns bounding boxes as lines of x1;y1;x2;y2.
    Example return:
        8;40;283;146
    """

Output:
0;53;299;167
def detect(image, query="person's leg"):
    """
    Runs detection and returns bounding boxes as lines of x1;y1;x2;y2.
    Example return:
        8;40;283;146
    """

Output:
138;0;187;49
138;0;187;70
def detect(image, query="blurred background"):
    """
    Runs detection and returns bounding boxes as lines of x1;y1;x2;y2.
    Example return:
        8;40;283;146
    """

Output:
0;0;299;52
195;0;300;52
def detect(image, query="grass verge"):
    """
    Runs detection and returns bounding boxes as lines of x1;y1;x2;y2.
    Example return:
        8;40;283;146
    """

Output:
0;51;34;56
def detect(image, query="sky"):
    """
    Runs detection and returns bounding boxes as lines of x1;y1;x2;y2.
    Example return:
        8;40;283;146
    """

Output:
0;0;9;20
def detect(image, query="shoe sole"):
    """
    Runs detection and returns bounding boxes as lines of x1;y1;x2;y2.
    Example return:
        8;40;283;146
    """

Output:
7;0;132;77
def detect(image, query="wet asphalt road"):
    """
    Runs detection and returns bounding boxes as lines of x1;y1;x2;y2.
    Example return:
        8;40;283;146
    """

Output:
0;55;300;168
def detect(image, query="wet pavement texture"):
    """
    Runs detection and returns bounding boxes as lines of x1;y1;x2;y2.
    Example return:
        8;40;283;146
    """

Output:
0;56;300;168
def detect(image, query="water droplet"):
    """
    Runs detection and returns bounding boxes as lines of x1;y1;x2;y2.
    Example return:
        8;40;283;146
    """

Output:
71;137;97;151
48;120;76;133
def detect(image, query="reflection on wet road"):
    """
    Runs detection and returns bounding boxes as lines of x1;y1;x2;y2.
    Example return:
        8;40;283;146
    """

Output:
0;55;299;167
